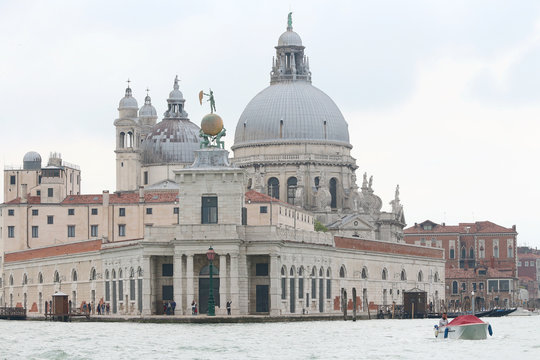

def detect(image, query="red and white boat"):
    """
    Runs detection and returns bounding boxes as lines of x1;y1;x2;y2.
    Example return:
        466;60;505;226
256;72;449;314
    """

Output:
435;315;493;340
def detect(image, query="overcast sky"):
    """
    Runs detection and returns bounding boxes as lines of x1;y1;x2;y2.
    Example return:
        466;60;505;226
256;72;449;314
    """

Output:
1;0;539;247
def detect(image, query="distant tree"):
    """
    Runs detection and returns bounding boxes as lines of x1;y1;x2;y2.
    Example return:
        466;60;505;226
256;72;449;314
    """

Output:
314;220;328;232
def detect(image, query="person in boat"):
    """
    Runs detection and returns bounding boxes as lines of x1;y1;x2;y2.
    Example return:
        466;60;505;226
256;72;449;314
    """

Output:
439;312;448;327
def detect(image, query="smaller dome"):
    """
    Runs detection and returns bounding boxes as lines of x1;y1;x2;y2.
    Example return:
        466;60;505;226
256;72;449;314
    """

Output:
169;88;184;101
278;30;302;47
119;87;138;109
23;151;42;170
139;95;157;117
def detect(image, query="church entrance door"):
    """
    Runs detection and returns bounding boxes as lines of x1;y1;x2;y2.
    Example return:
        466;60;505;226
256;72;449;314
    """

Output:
198;265;220;315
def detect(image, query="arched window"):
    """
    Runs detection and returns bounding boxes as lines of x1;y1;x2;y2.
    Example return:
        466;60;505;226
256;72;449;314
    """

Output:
112;269;116;279
461;246;466;259
314;176;320;190
361;267;368;279
54;271;60;283
329;178;337;208
339;265;346;278
137;267;143;278
434;272;439;282
119;132;125;148
452;281;458;294
126;131;133;148
268;177;280;199
129;268;135;301
469;247;474;259
382;268;388;280
311;267;317;299
319;268;323;277
38;272;43;284
507;244;513;258
90;268;97;281
281;266;287;300
9;274;13;286
494;246;499;258
72;270;78;282
119;269;123;279
22;274;28;285
287;177;297;204
449;248;455;259
400;269;407;281
298;267;304;299
417;271;423;282
326;268;332;299
105;270;110;280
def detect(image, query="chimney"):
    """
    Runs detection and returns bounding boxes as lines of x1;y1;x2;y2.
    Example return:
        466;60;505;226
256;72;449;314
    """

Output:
414;223;417;227
139;186;144;203
20;184;28;203
512;225;516;231
103;190;109;207
442;222;445;226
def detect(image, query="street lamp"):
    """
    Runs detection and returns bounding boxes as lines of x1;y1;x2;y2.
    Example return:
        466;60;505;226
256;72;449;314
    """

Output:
206;246;216;316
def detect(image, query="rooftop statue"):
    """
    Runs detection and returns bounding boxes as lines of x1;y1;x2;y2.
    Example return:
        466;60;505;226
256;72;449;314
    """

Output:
288;12;293;29
199;89;226;149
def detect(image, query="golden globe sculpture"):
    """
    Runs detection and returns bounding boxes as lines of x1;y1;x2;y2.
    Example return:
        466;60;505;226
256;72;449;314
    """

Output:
201;113;224;136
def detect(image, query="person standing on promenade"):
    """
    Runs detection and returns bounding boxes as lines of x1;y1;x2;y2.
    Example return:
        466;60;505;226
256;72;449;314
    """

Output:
226;300;232;315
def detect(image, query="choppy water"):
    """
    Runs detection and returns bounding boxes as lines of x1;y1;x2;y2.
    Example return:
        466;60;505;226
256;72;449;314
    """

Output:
0;316;539;359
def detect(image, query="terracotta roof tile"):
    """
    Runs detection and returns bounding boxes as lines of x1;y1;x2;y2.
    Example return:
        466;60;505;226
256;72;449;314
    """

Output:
5;196;41;205
404;220;516;235
60;191;179;205
245;190;293;207
446;267;513;279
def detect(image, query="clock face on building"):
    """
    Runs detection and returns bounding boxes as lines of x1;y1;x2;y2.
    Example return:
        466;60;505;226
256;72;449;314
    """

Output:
354;221;358;226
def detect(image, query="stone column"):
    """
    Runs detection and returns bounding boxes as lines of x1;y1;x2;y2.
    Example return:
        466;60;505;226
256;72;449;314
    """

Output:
229;253;240;314
186;254;194;314
173;253;183;315
219;254;228;315
142;256;152;315
269;254;281;316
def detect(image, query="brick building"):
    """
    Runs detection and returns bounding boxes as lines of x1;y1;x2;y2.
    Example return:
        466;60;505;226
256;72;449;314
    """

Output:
404;220;518;310
517;246;540;308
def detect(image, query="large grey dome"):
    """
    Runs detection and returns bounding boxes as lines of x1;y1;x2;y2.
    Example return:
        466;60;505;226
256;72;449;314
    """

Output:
141;119;200;165
233;81;350;147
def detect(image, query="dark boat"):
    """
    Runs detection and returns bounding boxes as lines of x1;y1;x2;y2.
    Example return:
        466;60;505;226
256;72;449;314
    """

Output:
487;308;517;317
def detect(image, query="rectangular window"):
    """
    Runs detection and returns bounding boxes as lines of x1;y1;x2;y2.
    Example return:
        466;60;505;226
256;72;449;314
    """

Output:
91;225;98;237
162;285;174;301
472;283;477;291
32;209;38;216
256;263;269;276
162;264;173;277
105;281;110;301
47;215;54;224
281;277;286;299
10;175;16;185
260;206;268;214
518;261;522;267
144;171;148;185
36;190;41;196
488;280;498;292
91;208;98;215
173;207;179;214
31;226;38;238
119;208;125;217
118;224;126;237
201;196;218;224
47;188;53;197
67;225;75;237
146;208;152;215
499;280;510;292
8;209;14;216
525;261;529;267
68;208;75;215
298;278;304;298
8;226;15;238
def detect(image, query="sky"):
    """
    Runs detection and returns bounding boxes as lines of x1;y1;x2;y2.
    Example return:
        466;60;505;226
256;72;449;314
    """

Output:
0;0;539;247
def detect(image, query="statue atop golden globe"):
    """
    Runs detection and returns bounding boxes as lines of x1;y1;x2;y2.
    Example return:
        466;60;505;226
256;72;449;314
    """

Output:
198;89;226;149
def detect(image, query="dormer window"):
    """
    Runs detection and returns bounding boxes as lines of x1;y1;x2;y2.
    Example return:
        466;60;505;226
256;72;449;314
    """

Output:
423;224;432;230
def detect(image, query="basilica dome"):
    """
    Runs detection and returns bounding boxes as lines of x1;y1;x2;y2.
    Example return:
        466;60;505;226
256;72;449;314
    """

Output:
233;82;349;147
233;18;349;149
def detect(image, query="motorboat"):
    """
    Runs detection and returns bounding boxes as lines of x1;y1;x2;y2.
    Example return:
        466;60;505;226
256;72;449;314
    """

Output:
434;315;493;340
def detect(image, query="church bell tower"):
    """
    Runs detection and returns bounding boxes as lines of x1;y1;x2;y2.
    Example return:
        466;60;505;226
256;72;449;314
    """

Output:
114;80;141;191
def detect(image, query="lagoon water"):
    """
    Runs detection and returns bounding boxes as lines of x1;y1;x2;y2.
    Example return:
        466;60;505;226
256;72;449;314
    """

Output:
1;316;539;359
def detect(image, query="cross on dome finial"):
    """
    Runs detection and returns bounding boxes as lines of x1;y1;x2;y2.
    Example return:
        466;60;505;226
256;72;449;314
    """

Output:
287;12;293;31
146;87;150;96
127;78;131;89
